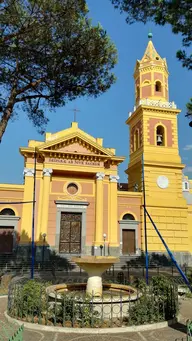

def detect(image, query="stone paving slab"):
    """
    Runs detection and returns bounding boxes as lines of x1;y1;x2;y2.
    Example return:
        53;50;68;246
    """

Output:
1;296;191;341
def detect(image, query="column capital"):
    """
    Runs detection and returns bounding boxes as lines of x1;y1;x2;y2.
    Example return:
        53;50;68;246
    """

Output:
96;172;105;181
43;168;53;177
23;168;34;177
109;175;119;183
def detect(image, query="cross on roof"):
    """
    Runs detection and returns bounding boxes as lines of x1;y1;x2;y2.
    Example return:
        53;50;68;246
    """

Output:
70;107;81;122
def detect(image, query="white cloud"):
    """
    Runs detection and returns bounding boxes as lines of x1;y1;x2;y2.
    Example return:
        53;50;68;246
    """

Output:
184;167;192;173
183;145;192;151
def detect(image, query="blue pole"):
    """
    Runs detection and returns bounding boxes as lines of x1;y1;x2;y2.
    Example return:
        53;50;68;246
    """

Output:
142;154;149;285
143;206;192;292
31;148;37;279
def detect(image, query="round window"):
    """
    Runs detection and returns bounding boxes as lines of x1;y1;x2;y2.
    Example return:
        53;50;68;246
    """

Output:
67;183;78;195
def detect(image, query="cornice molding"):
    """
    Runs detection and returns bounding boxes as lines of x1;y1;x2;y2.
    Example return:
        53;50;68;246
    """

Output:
126;105;181;124
117;191;142;198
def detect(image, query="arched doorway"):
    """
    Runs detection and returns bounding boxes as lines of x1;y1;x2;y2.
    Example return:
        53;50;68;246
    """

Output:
0;208;18;254
120;213;138;255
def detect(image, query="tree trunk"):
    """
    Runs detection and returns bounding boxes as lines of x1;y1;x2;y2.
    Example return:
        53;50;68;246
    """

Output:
0;92;16;143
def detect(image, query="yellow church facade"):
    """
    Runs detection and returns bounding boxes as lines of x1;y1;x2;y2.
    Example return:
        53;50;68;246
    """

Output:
0;39;192;264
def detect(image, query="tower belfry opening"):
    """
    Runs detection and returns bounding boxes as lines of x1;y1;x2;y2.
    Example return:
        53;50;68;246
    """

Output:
156;125;165;146
155;81;162;92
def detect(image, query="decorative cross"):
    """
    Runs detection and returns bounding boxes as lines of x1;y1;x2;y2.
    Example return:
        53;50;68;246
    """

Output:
70;107;80;122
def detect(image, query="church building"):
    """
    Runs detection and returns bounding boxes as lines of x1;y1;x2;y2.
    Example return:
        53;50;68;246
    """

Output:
0;37;192;265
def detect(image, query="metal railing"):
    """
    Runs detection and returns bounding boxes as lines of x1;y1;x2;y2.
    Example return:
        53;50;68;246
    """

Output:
7;276;178;329
0;261;190;295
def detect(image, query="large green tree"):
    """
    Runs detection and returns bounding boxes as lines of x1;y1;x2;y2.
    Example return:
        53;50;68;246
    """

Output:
111;0;192;124
0;0;117;142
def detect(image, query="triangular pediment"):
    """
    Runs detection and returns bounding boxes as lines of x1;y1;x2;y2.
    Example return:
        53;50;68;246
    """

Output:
38;131;114;157
20;123;125;165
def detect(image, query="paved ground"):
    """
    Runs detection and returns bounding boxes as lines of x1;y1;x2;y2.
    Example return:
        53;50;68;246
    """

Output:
0;296;191;341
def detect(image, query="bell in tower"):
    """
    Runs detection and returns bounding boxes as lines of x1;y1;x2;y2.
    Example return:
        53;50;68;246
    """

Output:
157;135;163;146
156;125;164;146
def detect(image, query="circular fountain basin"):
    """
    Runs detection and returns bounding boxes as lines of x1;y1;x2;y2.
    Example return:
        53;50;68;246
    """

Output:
46;282;139;319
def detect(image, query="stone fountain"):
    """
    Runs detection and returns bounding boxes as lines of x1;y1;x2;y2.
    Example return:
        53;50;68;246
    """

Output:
72;256;119;296
46;256;138;320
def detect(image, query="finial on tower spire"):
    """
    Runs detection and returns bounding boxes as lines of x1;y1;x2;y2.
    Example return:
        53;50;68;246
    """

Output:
148;31;153;40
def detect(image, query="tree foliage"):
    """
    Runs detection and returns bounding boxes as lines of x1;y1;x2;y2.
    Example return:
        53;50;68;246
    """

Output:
0;0;117;142
111;0;192;121
186;98;192;126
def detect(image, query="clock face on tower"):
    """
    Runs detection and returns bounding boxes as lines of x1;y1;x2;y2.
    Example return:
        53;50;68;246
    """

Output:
157;176;169;189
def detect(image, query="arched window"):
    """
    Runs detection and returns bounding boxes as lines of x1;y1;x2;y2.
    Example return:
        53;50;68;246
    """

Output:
122;213;135;220
134;129;139;151
156;125;165;146
155;81;161;92
0;208;15;216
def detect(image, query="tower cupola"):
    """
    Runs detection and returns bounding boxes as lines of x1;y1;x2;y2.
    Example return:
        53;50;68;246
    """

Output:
134;33;169;105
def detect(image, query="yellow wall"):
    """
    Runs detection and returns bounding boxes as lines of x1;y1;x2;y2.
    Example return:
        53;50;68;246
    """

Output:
188;205;192;253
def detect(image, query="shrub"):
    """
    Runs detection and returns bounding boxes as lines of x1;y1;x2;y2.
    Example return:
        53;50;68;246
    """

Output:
128;275;178;325
49;292;99;327
129;294;164;325
9;280;99;327
10;279;50;319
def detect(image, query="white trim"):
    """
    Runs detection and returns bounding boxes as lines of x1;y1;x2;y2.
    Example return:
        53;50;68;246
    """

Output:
96;172;105;181
119;220;139;256
182;181;189;192
23;168;34;177
109;175;120;183
55;201;89;255
43;168;53;177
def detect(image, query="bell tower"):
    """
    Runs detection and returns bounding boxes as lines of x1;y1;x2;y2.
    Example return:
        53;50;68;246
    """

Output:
126;34;189;261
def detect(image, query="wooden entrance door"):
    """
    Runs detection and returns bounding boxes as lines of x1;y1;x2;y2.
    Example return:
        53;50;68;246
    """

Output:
59;213;81;254
0;227;14;254
122;229;135;254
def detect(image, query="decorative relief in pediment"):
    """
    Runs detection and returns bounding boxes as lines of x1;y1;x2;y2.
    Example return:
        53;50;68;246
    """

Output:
44;137;106;156
57;195;87;202
56;142;92;154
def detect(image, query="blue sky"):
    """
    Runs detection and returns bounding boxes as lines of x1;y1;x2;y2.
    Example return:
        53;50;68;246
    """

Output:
0;0;191;184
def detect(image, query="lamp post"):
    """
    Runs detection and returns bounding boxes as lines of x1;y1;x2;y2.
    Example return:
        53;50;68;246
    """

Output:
100;245;103;256
103;233;107;256
42;233;46;269
31;148;37;279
